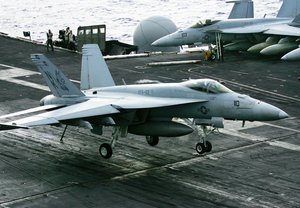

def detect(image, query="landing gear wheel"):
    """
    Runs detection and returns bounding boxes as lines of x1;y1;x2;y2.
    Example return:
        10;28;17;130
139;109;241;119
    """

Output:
99;143;113;159
204;141;212;153
196;142;206;154
146;136;159;146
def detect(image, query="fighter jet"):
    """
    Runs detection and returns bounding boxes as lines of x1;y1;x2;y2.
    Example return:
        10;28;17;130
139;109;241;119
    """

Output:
152;0;300;60
0;44;288;159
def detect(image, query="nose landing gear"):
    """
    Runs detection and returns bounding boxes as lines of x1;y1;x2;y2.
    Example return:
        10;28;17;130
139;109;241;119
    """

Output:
195;125;215;155
196;140;212;154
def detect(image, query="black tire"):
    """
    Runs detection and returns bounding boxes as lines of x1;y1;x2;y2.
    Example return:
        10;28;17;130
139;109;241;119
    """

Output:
99;143;113;159
146;136;159;146
204;141;212;153
195;142;206;154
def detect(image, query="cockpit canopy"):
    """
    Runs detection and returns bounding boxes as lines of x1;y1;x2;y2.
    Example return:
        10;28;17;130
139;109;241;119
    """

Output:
183;79;232;94
190;19;220;29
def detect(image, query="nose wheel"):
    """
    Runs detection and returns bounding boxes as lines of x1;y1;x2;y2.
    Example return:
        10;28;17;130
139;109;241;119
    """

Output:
195;125;214;155
195;141;212;154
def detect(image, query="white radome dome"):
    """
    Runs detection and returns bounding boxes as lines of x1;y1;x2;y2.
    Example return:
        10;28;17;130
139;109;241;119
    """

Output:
133;16;179;53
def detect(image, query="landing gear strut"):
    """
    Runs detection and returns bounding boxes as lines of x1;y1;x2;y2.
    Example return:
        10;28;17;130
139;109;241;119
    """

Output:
183;118;217;155
195;125;214;155
60;125;68;142
99;127;123;159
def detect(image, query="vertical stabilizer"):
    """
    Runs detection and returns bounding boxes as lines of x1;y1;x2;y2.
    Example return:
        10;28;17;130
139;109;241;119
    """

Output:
277;0;300;18
227;0;254;19
81;44;115;90
31;54;84;97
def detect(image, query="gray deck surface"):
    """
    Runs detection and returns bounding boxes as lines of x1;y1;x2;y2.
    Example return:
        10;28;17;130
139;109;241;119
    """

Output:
0;35;299;208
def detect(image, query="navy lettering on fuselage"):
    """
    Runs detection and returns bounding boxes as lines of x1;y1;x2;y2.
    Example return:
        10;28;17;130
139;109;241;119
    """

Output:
138;90;153;96
234;100;240;107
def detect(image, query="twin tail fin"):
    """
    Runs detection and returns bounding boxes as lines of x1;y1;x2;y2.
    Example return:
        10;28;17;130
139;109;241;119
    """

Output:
31;54;84;97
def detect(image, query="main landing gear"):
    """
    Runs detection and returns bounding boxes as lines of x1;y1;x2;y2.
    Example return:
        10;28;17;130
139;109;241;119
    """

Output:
98;129;160;159
99;127;122;159
59;125;122;159
146;136;159;146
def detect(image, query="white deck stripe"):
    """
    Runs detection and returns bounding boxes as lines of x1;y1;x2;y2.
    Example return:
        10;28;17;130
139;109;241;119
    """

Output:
222;128;300;152
0;64;80;91
266;141;300;151
0;68;39;77
4;77;50;91
180;180;279;208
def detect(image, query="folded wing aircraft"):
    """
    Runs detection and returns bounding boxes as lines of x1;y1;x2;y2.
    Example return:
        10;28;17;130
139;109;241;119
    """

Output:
152;0;300;60
0;44;288;159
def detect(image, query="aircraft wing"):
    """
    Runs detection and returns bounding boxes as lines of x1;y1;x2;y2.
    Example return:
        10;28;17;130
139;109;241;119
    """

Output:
210;23;300;37
0;96;206;130
0;99;120;129
103;93;206;109
263;24;300;36
211;24;269;34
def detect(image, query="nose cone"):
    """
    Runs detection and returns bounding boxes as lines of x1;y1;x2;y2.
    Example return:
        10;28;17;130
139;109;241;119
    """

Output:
254;101;289;121
278;110;289;119
152;32;182;47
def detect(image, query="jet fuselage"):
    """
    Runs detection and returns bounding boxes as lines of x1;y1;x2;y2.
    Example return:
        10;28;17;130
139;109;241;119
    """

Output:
152;18;291;47
80;79;288;123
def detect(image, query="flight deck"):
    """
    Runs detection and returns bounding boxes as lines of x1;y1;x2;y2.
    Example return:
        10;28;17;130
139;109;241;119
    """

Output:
0;35;299;208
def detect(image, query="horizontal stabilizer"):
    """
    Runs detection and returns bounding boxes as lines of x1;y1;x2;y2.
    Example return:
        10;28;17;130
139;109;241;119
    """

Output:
0;123;29;131
0;104;64;119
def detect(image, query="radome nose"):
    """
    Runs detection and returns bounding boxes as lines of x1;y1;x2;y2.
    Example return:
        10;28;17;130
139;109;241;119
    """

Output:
278;110;289;119
152;36;169;46
253;101;289;121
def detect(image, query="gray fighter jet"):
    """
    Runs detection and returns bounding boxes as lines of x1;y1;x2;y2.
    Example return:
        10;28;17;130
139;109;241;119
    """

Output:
0;44;288;159
152;0;300;60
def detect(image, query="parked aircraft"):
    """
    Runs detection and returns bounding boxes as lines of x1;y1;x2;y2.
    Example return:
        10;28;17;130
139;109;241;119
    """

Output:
0;44;288;159
152;0;300;60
